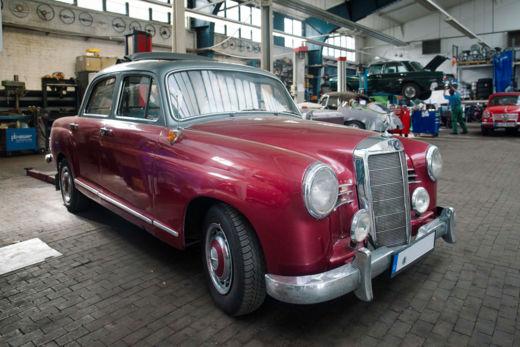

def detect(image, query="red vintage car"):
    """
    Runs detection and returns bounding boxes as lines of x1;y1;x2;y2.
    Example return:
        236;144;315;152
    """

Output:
47;53;455;316
481;92;520;135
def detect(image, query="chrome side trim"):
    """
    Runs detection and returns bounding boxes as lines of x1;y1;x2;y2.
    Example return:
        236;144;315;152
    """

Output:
74;179;98;196
335;182;354;208
153;220;179;237
73;179;179;237
98;192;153;224
407;168;421;184
265;206;456;305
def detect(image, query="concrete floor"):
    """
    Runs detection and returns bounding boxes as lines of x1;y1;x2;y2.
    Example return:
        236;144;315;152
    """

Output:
1;124;520;346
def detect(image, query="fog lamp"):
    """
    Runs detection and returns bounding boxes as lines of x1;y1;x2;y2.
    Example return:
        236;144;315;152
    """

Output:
412;187;430;214
351;209;371;243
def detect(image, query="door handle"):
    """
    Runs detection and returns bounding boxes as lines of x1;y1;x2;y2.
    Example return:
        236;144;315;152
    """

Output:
99;127;113;136
68;122;79;131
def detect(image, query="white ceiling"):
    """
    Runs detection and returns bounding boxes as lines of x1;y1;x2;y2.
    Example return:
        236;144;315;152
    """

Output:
358;0;473;32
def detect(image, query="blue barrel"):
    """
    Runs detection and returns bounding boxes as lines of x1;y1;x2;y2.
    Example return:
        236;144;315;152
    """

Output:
412;110;440;136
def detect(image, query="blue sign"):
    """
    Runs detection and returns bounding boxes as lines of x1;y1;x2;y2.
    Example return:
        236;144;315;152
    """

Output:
6;128;38;152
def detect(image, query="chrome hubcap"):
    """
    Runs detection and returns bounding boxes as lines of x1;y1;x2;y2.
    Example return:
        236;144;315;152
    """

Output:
404;86;416;98
60;166;73;204
348;123;361;129
205;223;232;295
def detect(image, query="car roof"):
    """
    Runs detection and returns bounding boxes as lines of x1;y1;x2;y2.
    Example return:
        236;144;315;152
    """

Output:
99;58;278;79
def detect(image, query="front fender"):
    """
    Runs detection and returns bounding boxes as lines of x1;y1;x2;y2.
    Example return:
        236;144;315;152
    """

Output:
153;130;338;276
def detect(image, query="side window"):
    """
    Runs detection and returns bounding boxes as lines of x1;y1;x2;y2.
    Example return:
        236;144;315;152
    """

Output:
383;64;397;74
85;77;116;116
118;76;161;121
397;63;408;73
368;65;382;75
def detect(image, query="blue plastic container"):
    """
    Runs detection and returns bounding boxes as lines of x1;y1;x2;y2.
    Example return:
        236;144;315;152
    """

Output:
411;110;440;136
4;128;38;152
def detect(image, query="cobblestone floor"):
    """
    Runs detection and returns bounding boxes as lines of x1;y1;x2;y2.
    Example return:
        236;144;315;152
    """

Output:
1;124;520;346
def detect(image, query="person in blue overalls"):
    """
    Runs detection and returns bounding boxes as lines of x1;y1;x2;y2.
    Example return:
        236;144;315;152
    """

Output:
444;85;468;135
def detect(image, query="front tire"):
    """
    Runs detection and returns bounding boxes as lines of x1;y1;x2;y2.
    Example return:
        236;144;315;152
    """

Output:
402;83;420;99
202;204;266;316
59;159;90;213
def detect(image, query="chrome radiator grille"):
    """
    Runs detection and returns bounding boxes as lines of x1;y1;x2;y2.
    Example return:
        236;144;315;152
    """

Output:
367;152;408;247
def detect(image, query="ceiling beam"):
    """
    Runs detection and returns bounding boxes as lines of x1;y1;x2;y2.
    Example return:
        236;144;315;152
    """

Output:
272;0;407;46
416;0;491;47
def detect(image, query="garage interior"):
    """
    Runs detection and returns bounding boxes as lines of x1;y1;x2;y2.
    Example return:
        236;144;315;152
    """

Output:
1;0;520;346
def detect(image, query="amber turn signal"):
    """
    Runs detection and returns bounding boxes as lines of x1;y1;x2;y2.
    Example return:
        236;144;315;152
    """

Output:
167;129;181;143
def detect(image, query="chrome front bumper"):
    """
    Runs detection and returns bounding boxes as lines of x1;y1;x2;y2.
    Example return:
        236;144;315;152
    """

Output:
265;206;455;305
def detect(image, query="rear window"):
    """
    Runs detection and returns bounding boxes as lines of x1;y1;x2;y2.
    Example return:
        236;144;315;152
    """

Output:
489;95;520;106
85;77;116;116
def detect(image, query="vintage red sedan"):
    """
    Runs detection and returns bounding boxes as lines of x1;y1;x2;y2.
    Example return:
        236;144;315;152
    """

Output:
481;92;520;135
47;53;455;316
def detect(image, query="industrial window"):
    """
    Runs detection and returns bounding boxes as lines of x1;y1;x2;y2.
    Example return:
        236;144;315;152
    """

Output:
323;34;356;62
215;1;261;42
85;77;116;116
58;0;171;23
284;18;303;48
117;76;161;122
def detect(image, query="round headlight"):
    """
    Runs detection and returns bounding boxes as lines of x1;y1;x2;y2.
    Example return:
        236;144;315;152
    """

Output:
303;163;339;219
351;209;371;243
412;187;430;214
426;145;442;181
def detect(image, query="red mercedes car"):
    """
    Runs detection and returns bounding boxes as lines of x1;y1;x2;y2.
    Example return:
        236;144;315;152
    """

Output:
47;53;455;316
481;92;520;135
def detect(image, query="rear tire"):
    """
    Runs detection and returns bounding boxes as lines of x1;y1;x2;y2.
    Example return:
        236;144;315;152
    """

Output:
58;158;90;213
344;120;366;129
202;203;266;316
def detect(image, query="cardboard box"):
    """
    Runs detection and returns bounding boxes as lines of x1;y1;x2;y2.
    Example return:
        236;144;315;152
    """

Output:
100;57;118;69
76;56;101;73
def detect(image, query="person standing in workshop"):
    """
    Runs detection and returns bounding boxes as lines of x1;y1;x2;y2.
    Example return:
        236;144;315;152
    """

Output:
444;84;468;134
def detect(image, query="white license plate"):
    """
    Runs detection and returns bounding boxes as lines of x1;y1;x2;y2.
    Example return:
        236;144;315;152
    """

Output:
391;232;435;277
496;122;516;127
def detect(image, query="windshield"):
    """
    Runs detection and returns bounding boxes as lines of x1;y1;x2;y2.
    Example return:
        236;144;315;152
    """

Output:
167;69;299;119
409;62;424;71
489;95;520;106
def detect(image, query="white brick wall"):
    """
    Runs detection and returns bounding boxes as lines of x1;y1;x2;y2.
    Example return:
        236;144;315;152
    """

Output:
0;27;186;90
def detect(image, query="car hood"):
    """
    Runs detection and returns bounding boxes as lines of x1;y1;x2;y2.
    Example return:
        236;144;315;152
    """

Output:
424;55;448;71
486;105;520;114
188;115;375;171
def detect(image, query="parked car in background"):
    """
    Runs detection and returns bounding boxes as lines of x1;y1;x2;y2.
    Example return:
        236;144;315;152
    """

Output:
48;53;455;316
307;97;403;132
481;92;520;135
297;91;366;114
366;55;447;100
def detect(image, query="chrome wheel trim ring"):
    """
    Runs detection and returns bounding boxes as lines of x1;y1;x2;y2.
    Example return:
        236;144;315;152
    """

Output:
404;86;416;98
60;166;73;204
205;223;233;295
